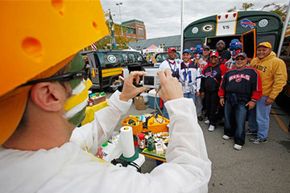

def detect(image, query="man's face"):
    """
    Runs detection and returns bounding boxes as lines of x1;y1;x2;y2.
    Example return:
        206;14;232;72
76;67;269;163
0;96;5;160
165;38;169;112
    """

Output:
182;53;191;62
257;46;271;59
168;51;176;60
235;56;247;68
203;49;210;57
210;56;218;65
216;42;225;51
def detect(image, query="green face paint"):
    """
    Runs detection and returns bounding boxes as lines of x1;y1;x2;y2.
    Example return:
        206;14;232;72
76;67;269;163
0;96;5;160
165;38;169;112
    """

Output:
65;53;86;89
67;107;86;127
63;53;91;127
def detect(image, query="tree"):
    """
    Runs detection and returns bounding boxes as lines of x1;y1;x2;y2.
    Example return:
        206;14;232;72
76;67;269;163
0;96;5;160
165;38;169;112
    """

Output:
262;3;288;20
242;3;254;11
227;2;288;21
227;6;237;12
227;3;254;12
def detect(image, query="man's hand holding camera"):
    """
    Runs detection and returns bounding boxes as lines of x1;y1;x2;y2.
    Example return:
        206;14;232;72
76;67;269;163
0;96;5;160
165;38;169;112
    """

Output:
120;70;183;102
158;69;183;101
119;71;147;102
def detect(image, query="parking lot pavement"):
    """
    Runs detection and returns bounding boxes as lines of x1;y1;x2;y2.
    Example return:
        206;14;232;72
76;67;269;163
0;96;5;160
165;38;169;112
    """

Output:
117;102;290;193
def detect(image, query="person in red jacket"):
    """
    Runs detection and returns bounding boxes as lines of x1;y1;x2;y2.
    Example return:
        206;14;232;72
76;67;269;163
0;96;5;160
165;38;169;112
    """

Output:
200;51;227;131
219;52;262;150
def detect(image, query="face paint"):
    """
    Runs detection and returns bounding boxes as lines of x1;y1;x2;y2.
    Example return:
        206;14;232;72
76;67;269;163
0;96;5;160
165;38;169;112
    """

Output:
64;79;92;126
65;53;86;89
62;53;92;127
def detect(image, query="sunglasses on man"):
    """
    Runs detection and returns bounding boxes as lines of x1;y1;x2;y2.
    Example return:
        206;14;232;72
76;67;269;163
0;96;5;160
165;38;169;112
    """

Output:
21;67;90;87
235;58;246;61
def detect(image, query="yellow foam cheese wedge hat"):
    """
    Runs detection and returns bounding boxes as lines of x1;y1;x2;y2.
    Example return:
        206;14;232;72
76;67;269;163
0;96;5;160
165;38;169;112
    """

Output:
0;0;109;144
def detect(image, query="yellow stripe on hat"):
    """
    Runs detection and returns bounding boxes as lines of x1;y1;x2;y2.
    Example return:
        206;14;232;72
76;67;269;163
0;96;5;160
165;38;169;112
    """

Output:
64;79;92;111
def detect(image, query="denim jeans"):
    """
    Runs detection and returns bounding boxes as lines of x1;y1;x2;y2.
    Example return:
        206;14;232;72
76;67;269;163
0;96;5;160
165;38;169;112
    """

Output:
256;96;272;139
184;92;195;103
195;95;203;117
224;100;248;145
247;107;258;132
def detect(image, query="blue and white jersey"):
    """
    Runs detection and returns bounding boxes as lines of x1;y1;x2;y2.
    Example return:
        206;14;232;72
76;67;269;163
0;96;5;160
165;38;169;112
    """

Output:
179;61;201;94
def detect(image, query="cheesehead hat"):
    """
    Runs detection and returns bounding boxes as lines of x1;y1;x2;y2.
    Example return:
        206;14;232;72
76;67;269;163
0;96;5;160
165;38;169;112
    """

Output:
0;0;108;144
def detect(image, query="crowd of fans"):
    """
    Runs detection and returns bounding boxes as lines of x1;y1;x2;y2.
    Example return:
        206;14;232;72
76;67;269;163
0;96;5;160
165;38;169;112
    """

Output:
159;40;287;151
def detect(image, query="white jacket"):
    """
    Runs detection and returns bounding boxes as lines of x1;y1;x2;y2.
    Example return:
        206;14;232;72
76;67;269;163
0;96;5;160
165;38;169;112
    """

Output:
0;91;211;193
159;59;182;71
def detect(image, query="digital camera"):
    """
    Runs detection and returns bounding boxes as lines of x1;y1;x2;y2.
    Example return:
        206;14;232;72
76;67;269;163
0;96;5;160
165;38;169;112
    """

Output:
142;70;160;89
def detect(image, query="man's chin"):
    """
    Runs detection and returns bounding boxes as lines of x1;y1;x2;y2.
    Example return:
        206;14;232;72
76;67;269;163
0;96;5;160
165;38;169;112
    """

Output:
257;55;265;59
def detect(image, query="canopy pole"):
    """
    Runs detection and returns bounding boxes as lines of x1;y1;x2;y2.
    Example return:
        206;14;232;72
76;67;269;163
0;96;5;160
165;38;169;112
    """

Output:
277;1;290;57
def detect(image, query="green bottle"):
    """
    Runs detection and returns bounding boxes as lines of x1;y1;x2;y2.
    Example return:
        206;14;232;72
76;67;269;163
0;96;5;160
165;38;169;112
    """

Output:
147;137;155;151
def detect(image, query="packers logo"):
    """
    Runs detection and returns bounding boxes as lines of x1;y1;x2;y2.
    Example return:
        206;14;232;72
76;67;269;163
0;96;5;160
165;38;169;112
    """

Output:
203;24;213;32
107;55;117;63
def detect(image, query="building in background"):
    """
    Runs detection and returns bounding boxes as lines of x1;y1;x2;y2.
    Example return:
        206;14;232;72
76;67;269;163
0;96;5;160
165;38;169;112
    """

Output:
112;19;147;42
129;35;181;53
92;18;147;50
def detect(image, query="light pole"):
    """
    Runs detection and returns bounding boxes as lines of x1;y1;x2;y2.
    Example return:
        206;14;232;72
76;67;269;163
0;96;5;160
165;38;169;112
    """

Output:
108;9;117;49
116;2;123;36
180;0;184;52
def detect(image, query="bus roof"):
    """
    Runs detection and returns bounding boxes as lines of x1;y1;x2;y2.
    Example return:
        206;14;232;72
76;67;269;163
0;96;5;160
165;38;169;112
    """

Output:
184;10;282;38
183;10;283;52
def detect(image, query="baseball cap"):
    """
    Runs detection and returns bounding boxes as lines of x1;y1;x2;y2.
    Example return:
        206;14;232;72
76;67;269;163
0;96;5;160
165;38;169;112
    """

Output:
168;47;177;53
203;45;210;50
183;49;191;54
257;42;272;49
216;40;225;46
210;51;219;57
235;52;247;59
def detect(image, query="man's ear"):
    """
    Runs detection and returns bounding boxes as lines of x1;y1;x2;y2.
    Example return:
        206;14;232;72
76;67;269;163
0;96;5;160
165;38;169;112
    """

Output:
30;82;66;112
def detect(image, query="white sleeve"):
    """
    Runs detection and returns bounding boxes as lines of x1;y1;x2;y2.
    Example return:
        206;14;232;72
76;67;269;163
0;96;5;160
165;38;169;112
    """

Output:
56;98;211;193
70;91;132;154
153;98;211;192
104;98;211;193
159;60;170;70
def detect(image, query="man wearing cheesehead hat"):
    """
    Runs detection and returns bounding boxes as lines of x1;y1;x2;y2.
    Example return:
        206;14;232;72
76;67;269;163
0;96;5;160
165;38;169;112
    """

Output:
0;1;211;193
249;42;287;144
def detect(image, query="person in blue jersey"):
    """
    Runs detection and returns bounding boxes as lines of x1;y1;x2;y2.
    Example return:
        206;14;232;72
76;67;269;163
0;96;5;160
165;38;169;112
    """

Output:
179;49;201;103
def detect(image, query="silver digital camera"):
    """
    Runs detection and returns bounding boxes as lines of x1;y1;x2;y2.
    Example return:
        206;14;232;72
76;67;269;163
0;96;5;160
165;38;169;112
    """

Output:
142;70;160;89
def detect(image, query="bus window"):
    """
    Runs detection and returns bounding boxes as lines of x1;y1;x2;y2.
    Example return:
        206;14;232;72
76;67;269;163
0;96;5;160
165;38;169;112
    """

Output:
122;53;128;64
128;53;136;63
155;53;164;63
206;35;240;50
184;39;203;49
96;53;105;68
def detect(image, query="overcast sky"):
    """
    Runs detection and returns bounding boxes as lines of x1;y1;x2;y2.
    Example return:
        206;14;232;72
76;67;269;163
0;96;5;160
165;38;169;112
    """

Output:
101;0;289;39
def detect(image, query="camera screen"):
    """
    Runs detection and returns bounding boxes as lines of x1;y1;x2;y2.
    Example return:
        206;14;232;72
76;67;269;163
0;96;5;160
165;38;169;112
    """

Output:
143;76;155;86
